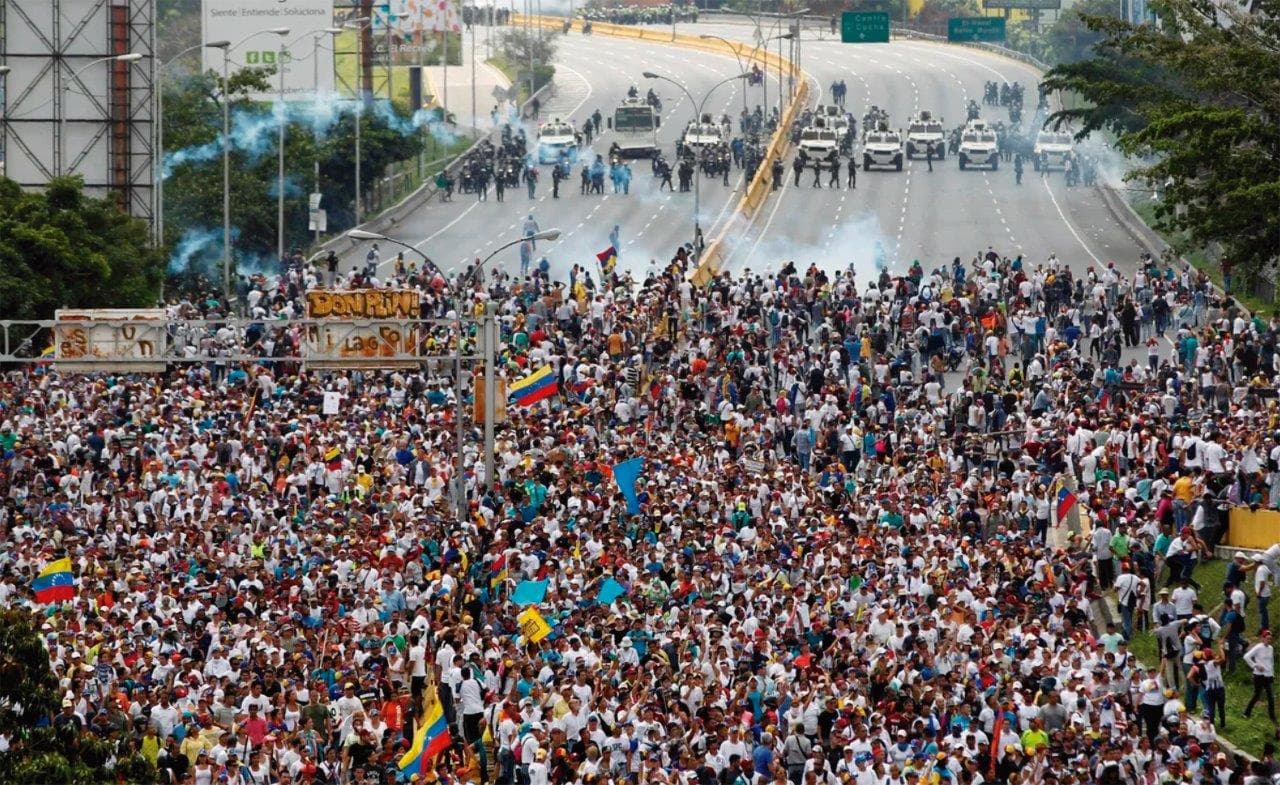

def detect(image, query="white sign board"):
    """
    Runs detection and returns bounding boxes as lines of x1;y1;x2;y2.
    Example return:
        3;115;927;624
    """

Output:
202;0;336;101
54;310;169;372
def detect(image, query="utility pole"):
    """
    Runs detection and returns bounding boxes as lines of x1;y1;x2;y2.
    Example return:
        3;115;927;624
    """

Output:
482;313;498;492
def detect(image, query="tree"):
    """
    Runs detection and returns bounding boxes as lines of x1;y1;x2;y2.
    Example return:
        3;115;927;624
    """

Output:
0;177;165;321
915;0;982;33
1042;0;1280;288
160;67;427;279
1043;0;1122;63
0;610;155;784
497;28;560;91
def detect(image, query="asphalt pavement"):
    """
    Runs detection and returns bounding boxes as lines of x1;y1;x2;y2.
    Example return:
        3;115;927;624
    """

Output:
335;29;783;283
338;18;1159;342
688;20;1146;284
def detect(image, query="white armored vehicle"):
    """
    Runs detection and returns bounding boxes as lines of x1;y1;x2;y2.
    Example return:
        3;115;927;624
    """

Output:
957;119;999;171
905;111;946;159
862;129;904;171
1033;130;1073;170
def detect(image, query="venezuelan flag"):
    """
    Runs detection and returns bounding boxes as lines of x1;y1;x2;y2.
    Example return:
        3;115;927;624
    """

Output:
398;684;452;780
1056;485;1078;521
489;555;508;590
33;558;75;604
596;245;618;275
508;366;557;407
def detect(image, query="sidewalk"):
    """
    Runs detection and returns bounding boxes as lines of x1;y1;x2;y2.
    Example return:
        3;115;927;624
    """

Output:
421;30;513;130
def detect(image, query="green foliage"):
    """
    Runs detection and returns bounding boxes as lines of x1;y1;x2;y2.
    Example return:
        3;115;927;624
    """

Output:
0;610;156;784
160;67;429;276
0;177;165;321
497;28;560;74
916;0;982;29
1042;0;1280;287
1043;0;1123;63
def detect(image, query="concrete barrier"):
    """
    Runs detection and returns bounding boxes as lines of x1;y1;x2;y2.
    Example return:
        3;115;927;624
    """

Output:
1226;508;1280;550
693;78;808;285
516;13;804;288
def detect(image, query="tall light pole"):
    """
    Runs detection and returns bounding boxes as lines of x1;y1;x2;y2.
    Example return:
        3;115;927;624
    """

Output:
699;34;750;115
208;27;289;307
277;29;340;262
154;42;230;249
60;53;143;177
344;18;372;225
643;71;747;254
347;228;562;524
311;28;342;245
770;32;793;114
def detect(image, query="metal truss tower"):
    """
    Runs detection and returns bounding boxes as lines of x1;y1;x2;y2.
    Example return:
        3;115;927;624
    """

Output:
1;0;156;227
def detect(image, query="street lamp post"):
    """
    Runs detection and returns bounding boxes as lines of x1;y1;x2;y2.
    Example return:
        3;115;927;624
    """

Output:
311;28;343;244
698;34;751;116
155;42;230;249
207;27;289;308
346;227;561;524
643;70;748;254
60;53;143;177
344;18;372;225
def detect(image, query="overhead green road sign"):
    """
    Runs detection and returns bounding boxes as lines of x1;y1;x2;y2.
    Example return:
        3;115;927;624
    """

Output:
841;11;890;43
983;0;1060;9
947;16;1007;42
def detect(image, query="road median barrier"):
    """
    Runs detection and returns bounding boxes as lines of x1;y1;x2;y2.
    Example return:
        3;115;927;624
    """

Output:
514;14;803;288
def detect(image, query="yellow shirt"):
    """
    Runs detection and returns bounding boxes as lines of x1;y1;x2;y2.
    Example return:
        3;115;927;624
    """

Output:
141;734;162;765
1020;728;1049;753
1173;475;1194;503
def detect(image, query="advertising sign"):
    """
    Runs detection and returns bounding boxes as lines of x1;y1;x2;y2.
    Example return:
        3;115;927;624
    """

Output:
303;289;423;368
202;0;336;101
54;310;169;372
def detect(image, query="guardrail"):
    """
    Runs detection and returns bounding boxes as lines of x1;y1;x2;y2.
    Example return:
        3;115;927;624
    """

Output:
314;80;554;259
516;13;804;287
692;78;809;286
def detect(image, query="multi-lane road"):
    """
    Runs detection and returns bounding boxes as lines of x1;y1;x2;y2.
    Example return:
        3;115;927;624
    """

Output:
339;18;1151;286
337;28;782;282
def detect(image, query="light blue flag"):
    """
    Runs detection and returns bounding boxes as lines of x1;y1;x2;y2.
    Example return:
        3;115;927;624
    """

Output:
612;457;645;514
596;577;627;605
511;579;549;606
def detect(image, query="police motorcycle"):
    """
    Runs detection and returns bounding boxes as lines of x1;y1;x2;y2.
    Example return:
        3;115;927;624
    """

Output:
966;100;981;122
646;89;662;113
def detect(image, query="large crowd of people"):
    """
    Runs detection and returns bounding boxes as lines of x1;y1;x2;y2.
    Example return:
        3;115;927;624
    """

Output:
5;240;1280;785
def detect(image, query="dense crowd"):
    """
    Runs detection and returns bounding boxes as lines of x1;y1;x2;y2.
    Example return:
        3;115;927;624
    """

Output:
6;240;1280;785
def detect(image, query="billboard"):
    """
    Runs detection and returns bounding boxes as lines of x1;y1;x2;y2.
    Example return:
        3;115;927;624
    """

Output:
0;0;154;222
201;0;336;101
54;310;169;372
303;289;423;367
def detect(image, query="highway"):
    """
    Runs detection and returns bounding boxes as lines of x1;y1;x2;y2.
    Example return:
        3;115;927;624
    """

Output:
340;19;1153;301
689;20;1145;282
336;29;783;282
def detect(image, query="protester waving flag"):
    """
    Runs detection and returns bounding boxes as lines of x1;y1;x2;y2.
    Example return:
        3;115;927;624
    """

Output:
33;558;75;604
508;366;557;407
398;684;451;781
596;245;618;275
